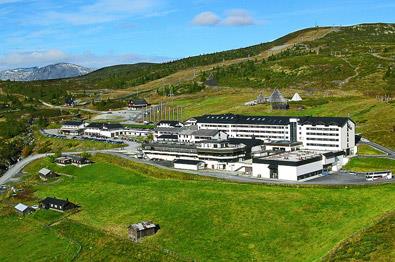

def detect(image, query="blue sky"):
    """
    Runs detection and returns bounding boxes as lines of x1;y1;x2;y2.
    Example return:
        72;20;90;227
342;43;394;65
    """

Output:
0;0;394;70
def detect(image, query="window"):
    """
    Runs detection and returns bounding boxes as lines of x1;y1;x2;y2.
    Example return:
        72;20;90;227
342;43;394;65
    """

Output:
297;170;322;180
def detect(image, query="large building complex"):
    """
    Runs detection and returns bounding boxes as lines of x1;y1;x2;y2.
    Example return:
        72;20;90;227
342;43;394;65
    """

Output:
144;113;355;181
189;114;356;155
59;113;356;182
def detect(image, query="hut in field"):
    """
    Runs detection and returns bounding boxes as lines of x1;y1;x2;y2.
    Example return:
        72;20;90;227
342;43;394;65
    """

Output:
268;89;289;110
40;197;78;212
128;221;159;242
256;92;267;104
38;168;58;181
204;73;218;87
14;203;35;215
291;93;303;102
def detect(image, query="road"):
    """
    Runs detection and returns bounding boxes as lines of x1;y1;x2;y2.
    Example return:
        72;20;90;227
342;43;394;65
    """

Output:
0;139;140;185
108;152;394;186
359;138;395;159
0;154;50;185
2;138;394;186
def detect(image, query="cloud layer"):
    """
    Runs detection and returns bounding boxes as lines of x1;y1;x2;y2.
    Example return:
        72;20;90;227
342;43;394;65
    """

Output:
192;9;255;26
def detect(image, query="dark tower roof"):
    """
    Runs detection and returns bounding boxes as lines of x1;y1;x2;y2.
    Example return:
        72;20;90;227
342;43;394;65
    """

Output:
268;89;287;103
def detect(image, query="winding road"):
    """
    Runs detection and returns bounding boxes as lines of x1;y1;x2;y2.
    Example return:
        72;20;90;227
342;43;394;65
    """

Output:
1;137;394;186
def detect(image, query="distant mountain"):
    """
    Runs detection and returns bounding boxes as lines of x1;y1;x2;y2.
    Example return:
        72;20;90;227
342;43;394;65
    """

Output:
0;63;94;81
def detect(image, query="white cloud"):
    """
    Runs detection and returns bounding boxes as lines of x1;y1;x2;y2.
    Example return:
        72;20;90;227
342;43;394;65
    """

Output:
192;11;220;26
192;9;255;27
0;49;170;70
222;9;255;26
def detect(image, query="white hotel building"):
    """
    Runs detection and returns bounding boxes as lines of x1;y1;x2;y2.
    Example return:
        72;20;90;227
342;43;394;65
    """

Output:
188;114;356;155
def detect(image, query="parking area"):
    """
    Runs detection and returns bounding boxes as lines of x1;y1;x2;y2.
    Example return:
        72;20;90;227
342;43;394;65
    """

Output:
305;172;393;185
91;109;143;124
143;159;394;185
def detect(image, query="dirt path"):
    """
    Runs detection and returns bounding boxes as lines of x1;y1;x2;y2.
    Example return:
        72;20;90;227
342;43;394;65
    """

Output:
40;101;102;114
339;58;360;86
371;53;395;62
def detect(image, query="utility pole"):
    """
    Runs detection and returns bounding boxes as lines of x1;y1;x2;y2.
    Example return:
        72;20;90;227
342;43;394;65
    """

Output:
173;107;175;121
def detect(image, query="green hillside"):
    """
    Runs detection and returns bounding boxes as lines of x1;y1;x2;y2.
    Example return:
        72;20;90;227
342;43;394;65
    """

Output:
1;154;394;261
0;26;327;103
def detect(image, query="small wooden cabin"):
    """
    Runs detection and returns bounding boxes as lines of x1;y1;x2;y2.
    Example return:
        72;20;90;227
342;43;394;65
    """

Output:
128;221;159;242
40;197;78;212
128;98;150;110
55;155;92;167
14;203;35;215
38;168;58;181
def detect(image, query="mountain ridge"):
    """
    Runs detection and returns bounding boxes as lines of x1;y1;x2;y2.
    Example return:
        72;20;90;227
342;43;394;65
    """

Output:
0;63;94;81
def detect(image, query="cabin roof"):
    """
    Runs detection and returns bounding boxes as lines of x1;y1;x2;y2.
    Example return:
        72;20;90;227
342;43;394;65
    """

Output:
38;168;52;176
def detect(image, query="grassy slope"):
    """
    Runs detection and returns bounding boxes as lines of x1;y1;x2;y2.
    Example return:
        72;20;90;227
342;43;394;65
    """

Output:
33;131;125;153
344;158;395;173
357;144;385;155
324;211;395;261
0;209;80;261
1;154;393;261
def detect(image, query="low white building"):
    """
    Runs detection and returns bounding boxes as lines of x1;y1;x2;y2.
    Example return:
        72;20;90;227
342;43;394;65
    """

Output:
60;121;88;135
143;140;247;171
157;120;184;128
123;129;150;137
84;123;151;138
252;150;324;181
84;123;124;138
174;159;205;170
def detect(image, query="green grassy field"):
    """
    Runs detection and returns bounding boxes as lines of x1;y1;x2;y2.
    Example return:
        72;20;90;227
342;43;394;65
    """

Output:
0;209;80;261
344;158;395;173
324;211;395;261
1;154;394;261
357;144;385;155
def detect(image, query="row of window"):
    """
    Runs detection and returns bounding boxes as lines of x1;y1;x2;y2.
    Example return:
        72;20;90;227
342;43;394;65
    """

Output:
232;125;287;129
236;130;287;134
306;127;338;131
306;132;339;136
307;143;339;148
200;124;229;128
236;134;287;139
297;170;322;180
307;137;339;142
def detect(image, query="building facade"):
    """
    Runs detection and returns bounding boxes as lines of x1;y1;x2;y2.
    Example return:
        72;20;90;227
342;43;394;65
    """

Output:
193;114;356;155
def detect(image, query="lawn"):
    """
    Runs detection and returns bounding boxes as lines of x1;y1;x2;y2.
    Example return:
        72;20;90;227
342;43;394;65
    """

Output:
1;154;394;261
344;158;395;173
324;211;395;261
0;209;80;261
357;144;385;155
